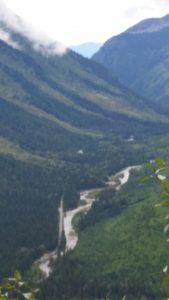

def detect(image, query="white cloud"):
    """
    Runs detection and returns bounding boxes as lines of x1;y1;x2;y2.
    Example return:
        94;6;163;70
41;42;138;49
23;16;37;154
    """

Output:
2;0;169;45
0;0;67;55
0;28;20;49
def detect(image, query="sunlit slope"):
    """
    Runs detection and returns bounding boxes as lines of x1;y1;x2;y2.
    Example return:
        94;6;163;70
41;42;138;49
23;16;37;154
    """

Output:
93;14;169;114
1;22;169;281
0;33;168;145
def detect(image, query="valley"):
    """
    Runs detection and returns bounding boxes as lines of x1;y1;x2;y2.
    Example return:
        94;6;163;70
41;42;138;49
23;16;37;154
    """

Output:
40;164;169;300
1;5;169;300
36;165;141;277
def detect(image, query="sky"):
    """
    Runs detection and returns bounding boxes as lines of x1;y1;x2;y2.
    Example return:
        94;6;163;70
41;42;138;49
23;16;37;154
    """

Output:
2;0;169;46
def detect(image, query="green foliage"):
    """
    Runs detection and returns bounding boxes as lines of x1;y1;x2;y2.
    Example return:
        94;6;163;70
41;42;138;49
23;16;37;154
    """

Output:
0;271;37;300
144;158;169;297
2;22;169;300
78;187;127;231
40;168;169;299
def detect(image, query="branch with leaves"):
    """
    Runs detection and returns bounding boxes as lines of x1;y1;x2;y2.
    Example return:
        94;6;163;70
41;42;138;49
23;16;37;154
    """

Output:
144;158;169;230
0;271;37;300
144;158;169;299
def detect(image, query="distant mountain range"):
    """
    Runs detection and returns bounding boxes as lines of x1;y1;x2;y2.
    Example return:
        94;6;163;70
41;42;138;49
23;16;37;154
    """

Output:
71;42;102;58
93;14;169;114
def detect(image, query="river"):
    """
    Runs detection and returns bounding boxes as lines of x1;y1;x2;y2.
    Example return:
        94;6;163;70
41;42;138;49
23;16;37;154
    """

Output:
35;165;141;276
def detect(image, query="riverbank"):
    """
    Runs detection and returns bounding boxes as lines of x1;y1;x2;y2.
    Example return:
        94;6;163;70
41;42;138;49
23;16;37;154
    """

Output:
36;165;141;276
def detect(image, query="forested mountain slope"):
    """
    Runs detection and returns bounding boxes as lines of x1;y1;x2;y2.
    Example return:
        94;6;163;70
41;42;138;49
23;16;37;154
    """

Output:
0;15;167;279
41;166;169;300
2;16;169;129
93;14;169;114
1;12;169;283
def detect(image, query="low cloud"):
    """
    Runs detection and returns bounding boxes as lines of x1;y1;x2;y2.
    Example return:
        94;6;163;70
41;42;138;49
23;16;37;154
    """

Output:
0;28;20;49
0;0;67;56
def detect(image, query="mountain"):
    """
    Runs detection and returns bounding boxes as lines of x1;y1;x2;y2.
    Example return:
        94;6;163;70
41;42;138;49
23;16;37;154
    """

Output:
40;162;169;300
126;13;169;34
1;18;168;139
93;14;169;114
71;42;102;58
2;8;169;286
1;15;169;278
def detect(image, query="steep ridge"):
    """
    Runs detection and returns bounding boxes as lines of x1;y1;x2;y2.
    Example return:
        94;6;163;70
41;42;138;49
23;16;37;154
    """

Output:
1;13;169;280
1;20;169;131
127;14;169;34
93;14;169;114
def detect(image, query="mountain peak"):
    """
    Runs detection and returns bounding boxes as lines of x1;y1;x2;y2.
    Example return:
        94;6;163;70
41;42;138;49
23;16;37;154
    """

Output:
92;12;169;114
126;13;169;34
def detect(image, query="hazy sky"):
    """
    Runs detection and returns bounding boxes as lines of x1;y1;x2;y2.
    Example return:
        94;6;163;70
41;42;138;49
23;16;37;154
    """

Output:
3;0;169;46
